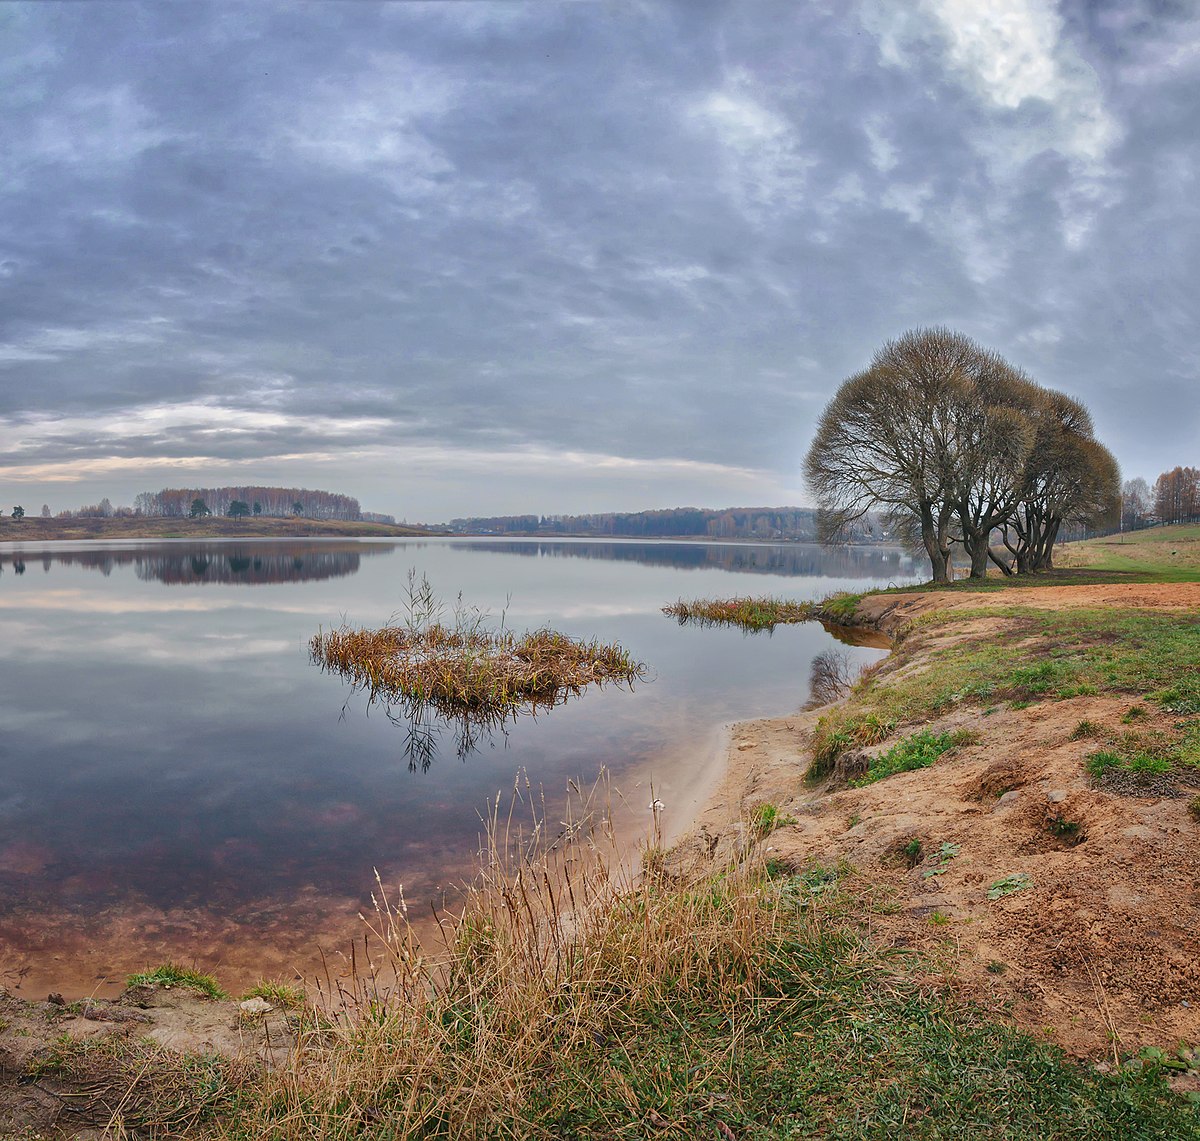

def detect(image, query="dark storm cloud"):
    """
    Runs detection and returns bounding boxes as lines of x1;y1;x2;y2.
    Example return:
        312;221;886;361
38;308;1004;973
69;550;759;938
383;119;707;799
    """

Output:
0;0;1197;516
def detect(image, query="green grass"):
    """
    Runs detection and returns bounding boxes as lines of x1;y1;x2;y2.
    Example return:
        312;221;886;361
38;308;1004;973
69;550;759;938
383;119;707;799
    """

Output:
126;962;227;999
511;882;1196;1140
807;605;1200;780
849;729;974;787
821;590;865;622
750;802;797;838
241;979;305;1009
1086;749;1173;779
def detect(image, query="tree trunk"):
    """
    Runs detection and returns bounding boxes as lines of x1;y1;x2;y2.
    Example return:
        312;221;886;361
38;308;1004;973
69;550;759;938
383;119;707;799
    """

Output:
988;547;1014;575
921;505;950;584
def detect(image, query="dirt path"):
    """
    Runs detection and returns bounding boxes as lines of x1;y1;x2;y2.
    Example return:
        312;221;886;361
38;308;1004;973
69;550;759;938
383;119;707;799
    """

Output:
673;582;1200;1070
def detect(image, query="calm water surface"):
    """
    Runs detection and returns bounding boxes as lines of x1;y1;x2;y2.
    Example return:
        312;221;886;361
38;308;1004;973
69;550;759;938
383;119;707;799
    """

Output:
0;537;914;996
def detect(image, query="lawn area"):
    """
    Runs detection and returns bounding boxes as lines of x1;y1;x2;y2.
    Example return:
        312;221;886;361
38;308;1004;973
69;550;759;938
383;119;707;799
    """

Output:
1056;523;1200;582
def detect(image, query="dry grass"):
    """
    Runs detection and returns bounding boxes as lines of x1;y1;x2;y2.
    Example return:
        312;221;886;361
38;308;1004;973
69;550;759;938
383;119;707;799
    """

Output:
224;779;789;1138
312;623;643;713
211;778;1200;1138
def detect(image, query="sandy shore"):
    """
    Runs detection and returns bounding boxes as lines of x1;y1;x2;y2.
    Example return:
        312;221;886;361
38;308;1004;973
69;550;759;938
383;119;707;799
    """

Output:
667;582;1200;1068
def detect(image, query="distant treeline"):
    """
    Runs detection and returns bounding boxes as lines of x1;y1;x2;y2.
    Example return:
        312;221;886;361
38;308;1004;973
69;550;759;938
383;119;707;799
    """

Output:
131;486;362;520
443;507;884;541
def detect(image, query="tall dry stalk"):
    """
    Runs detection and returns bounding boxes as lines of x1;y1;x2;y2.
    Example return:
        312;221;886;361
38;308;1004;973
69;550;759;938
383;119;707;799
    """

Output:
229;773;797;1138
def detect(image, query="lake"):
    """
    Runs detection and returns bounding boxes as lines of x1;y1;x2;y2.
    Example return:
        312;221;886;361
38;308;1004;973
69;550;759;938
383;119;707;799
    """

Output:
0;537;915;998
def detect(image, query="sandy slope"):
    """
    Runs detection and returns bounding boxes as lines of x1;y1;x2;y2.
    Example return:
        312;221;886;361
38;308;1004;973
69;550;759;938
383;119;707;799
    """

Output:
672;583;1200;1068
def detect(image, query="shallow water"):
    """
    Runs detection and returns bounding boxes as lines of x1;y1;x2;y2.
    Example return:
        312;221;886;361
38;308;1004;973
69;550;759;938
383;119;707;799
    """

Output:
0;537;914;997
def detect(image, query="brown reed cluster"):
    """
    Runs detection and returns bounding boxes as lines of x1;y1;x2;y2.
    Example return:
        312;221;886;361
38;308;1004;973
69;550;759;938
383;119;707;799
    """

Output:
310;620;645;715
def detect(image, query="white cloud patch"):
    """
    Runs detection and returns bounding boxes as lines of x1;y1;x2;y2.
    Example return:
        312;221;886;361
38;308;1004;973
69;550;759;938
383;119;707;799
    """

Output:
690;72;812;219
285;53;458;197
864;0;1122;248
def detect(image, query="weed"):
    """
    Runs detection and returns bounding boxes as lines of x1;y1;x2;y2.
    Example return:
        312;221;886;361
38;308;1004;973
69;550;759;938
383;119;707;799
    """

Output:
846;812;862;829
902;837;923;867
987;873;1033;900
126;963;226;999
1123;704;1150;723
807;711;897;781
928;910;951;925
986;960;1008;975
1188;797;1200;823
750;802;797;839
1048;814;1082;839
922;841;961;878
849;728;972;787
1071;719;1103;740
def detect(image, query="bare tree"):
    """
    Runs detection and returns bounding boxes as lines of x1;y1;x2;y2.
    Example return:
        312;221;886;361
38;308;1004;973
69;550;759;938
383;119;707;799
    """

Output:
806;328;1031;582
806;327;1118;582
1121;477;1152;531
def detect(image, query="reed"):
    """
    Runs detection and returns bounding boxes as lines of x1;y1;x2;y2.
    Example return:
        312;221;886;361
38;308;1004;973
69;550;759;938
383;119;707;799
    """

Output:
310;576;645;718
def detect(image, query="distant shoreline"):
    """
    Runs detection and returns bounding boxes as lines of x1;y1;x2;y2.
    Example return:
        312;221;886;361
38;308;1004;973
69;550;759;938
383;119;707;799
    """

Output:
0;516;438;543
0;516;903;546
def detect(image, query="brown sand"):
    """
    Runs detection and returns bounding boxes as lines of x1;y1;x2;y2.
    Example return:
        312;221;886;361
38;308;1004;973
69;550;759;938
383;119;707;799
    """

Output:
671;582;1200;1064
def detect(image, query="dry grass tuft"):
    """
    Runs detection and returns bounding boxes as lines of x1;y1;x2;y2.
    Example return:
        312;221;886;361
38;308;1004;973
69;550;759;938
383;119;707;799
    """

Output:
226;778;794;1138
310;574;644;721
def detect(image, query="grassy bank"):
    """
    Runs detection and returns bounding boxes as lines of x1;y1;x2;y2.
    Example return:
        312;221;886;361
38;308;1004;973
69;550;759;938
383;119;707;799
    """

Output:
1057;524;1200;582
19;832;1197;1139
808;604;1200;785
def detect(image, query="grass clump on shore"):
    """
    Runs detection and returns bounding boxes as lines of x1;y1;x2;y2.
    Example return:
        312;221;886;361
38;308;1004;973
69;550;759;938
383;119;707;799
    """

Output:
311;574;644;717
849;728;976;787
662;594;814;632
126;962;227;999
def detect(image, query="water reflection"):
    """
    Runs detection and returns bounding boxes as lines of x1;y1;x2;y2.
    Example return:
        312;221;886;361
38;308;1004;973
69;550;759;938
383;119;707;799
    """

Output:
0;536;903;998
452;539;913;580
0;542;386;585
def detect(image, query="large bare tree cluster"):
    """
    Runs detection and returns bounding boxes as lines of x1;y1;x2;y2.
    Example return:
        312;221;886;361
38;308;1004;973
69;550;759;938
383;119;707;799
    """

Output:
804;328;1119;583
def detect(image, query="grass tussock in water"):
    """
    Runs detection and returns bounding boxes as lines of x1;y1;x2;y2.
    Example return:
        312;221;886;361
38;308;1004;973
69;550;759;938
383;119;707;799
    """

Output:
662;594;814;631
310;574;645;716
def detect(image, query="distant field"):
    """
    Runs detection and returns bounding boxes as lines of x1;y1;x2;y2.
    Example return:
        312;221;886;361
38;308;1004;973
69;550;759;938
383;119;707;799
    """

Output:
1058;523;1200;582
0;516;435;542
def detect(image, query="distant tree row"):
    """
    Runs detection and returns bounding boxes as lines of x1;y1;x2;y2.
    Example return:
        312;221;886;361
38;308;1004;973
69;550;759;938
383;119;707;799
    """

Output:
1120;468;1198;530
132;486;362;520
443;507;863;541
805;328;1120;583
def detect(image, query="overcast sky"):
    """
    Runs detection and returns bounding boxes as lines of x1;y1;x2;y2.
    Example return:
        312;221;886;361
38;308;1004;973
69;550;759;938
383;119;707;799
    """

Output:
1;1;1196;521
